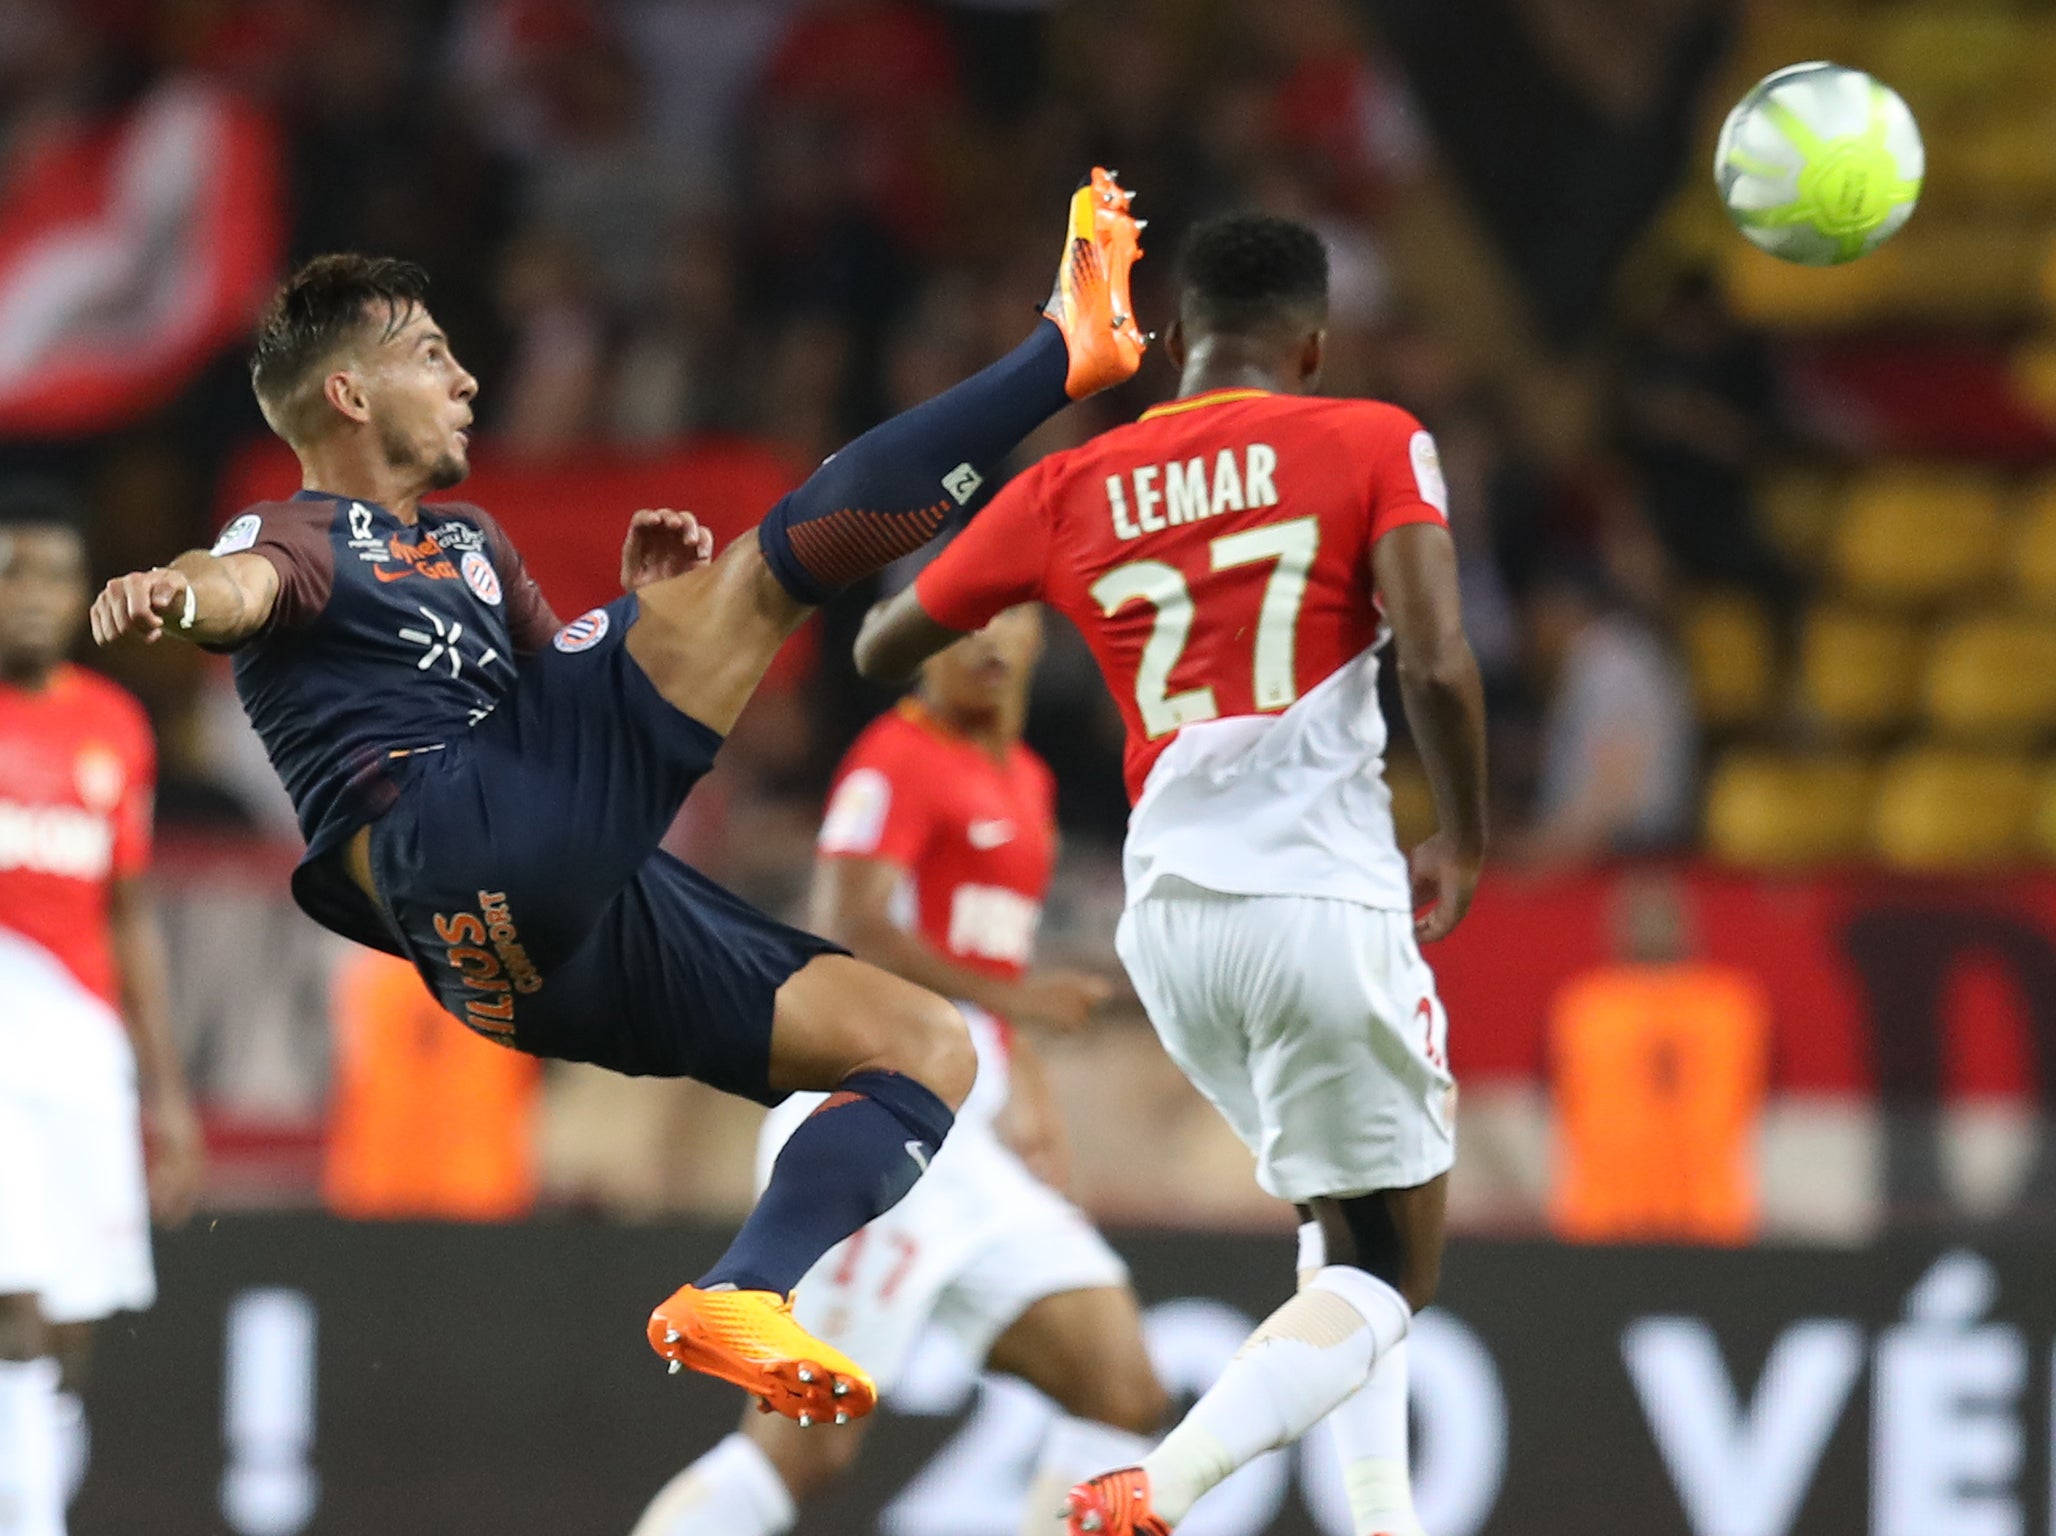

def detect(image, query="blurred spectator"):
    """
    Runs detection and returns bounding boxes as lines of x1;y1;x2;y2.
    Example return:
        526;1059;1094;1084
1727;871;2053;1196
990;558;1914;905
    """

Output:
496;234;607;455
1548;873;1768;1244
1518;520;1697;864
1617;266;1797;608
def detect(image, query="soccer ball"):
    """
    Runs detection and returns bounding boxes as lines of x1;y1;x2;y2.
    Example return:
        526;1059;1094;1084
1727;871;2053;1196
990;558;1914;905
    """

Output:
1714;62;1924;266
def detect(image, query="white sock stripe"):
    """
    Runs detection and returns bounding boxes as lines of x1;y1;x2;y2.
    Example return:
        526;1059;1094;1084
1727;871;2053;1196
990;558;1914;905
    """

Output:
1305;1265;1412;1355
1295;1221;1325;1286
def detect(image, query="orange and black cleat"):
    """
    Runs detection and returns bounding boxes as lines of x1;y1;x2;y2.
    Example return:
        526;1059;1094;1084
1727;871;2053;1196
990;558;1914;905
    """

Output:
647;1284;877;1427
1045;167;1148;400
1065;1467;1172;1535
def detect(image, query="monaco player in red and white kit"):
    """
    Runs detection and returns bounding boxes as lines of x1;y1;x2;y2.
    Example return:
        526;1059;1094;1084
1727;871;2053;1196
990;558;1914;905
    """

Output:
0;490;203;1535
634;606;1166;1536
858;216;1490;1536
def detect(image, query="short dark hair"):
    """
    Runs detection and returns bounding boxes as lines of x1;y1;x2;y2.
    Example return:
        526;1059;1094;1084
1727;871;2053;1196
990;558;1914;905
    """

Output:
1175;214;1329;335
0;478;83;535
249;253;430;440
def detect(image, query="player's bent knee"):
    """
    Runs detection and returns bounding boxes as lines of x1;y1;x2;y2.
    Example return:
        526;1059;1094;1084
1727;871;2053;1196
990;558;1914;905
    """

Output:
1083;1370;1171;1438
871;990;976;1111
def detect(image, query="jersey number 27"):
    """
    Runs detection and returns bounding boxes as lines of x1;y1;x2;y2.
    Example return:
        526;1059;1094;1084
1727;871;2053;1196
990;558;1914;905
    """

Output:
1090;515;1320;738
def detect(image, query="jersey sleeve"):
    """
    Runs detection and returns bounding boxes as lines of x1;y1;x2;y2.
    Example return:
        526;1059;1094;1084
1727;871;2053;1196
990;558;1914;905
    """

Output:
912;462;1052;632
1362;408;1451;542
816;729;933;867
470;508;561;655
210;502;333;638
112;693;155;880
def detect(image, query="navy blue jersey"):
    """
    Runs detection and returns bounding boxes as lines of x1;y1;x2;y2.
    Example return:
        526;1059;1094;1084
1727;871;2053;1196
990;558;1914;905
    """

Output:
218;490;560;893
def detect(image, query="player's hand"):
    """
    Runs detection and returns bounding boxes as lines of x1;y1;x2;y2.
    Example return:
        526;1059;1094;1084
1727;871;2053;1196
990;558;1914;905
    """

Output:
621;508;715;591
89;567;192;647
143;1089;206;1226
1410;832;1482;943
1006;969;1115;1034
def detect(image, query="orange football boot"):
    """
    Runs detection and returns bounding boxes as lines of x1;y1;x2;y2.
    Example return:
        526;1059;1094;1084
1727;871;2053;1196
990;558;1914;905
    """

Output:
1066;1467;1172;1535
647;1284;877;1427
1044;167;1148;400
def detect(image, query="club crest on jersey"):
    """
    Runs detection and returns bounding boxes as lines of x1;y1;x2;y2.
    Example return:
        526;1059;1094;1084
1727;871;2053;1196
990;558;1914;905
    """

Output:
554;609;610;653
211;513;261;556
73;747;125;812
461;550;502;606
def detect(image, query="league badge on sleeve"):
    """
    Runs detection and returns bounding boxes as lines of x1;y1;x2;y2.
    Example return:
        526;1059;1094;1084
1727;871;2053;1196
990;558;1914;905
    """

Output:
461;550;503;606
212;513;261;556
553;609;610;654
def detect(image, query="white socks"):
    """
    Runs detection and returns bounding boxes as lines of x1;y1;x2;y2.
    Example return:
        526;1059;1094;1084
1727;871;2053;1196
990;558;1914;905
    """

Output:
1140;1264;1410;1525
0;1360;63;1536
1326;1341;1424;1536
630;1433;796;1536
1021;1418;1156;1534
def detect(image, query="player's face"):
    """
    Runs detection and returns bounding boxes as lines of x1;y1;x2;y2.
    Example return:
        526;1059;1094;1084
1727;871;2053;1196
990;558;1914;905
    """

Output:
923;605;1043;725
364;304;477;491
0;525;88;676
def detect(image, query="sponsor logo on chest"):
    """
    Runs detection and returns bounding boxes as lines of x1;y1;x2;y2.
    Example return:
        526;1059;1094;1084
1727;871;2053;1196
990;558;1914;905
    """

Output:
0;800;114;880
1107;443;1280;542
947;883;1039;964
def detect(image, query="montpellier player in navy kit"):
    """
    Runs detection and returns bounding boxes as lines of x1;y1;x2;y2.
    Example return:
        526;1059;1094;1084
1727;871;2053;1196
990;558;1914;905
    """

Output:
859;215;1490;1536
91;171;1147;1425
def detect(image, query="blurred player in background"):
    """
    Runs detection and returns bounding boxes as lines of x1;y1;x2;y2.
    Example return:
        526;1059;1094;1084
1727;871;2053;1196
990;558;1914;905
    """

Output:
0;484;204;1536
634;604;1166;1536
90;172;1146;1426
859;214;1489;1536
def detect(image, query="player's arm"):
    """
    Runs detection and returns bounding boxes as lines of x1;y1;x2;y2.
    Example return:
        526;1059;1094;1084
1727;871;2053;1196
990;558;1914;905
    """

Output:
811;856;1111;1032
1374;521;1488;941
89;551;280;650
993;1031;1072;1191
107;877;205;1223
853;462;1052;681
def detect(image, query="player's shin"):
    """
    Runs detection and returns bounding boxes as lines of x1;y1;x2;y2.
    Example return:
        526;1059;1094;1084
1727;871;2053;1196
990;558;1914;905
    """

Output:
1025;1419;1156;1535
1324;1341;1424;1536
753;323;1072;605
697;1069;953;1296
630;1433;796;1536
0;1357;65;1536
1138;1266;1411;1526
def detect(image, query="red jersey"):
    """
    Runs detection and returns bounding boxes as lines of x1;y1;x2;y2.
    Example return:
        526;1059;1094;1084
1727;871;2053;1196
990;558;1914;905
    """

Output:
915;389;1446;801
0;664;154;1007
816;700;1057;981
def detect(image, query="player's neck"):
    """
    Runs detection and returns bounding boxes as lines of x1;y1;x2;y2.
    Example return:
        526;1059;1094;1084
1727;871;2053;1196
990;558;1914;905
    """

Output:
1176;336;1304;401
295;445;428;525
917;698;1015;761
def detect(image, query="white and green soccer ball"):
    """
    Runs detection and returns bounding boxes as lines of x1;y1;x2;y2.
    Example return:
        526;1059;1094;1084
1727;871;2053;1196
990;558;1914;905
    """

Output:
1715;62;1924;266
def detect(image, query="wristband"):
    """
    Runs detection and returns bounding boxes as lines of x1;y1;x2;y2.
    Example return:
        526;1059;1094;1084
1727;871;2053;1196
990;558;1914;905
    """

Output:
178;584;197;631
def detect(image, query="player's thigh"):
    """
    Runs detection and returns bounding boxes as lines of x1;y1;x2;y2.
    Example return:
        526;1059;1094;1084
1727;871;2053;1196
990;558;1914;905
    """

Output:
985;1285;1166;1435
1114;899;1265;1155
1308;1173;1450;1313
742;1404;871;1499
36;1075;154;1329
625;536;810;736
769;954;976;1108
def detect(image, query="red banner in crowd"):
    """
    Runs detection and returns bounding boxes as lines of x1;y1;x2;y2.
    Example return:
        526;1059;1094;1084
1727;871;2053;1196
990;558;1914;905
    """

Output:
0;80;282;437
217;433;819;683
1436;865;2053;1101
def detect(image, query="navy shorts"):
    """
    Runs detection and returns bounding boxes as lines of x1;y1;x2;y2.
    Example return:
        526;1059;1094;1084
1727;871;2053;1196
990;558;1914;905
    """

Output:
366;595;843;1099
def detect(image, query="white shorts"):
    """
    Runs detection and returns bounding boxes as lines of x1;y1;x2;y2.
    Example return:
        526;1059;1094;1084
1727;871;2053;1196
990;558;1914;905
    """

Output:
1115;883;1457;1203
758;1105;1128;1395
0;932;156;1325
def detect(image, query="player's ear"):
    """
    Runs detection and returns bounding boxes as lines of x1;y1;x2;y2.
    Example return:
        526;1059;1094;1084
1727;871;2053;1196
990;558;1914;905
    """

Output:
1163;318;1189;372
323;367;373;426
1299;328;1326;390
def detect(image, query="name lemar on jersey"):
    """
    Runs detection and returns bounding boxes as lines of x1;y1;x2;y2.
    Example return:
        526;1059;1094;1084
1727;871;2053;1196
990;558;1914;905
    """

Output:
1105;444;1280;541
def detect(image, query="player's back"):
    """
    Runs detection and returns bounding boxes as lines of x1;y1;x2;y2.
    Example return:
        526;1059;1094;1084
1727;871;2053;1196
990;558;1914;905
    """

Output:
1022;388;1447;909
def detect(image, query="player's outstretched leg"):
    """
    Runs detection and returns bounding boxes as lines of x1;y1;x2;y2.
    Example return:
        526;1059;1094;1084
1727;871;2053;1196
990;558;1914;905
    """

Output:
754;166;1146;607
647;958;974;1426
1065;1180;1445;1535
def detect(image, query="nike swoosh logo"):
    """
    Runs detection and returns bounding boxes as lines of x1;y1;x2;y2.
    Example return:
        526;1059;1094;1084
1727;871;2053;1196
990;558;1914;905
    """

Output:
967;819;1014;849
905;1140;931;1173
372;565;415;582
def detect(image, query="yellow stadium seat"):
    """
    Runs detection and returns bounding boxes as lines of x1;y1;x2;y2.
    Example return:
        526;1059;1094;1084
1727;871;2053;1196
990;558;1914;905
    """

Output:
1831;467;2006;605
1922;614;2056;741
2012;481;2056;607
2029;764;2056;863
1871;747;2035;870
1683;591;1777;730
1758;466;1842;571
1704;753;1875;867
1799;606;1923;737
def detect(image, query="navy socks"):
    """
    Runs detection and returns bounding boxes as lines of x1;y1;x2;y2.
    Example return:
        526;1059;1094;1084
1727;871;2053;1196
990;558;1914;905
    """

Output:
698;1069;956;1296
756;320;1072;604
